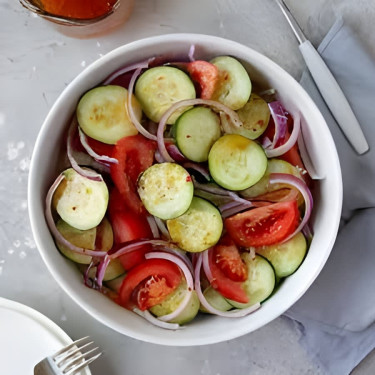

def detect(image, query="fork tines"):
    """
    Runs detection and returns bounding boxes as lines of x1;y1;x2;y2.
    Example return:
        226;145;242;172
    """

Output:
53;336;102;375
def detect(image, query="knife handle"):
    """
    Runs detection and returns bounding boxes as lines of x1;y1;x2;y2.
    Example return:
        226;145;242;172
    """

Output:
299;40;369;154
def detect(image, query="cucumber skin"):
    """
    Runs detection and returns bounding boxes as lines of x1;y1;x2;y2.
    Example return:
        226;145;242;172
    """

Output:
167;196;223;253
227;254;276;309
174;107;221;162
135;66;196;124
210;56;252;110
53;168;109;231
208;134;268;191
77;85;141;145
256;232;307;278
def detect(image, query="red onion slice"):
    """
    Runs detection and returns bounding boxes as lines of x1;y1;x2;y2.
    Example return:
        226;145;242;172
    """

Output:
195;254;261;317
45;174;107;258
265;112;301;158
268;101;288;149
102;58;154;85
268;173;313;243
183;162;211;181
108;239;179;260
133;308;180;330
154;217;170;239
127;67;158;141
67;118;103;182
188;45;196;62
157;99;243;162
221;201;253;218
145;252;194;322
202;249;214;284
78;127;119;165
147;215;160;238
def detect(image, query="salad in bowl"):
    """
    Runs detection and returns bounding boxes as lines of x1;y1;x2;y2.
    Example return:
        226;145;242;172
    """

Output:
28;34;342;345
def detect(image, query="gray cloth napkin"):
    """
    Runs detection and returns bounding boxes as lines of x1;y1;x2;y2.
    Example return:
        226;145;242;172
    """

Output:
284;18;375;375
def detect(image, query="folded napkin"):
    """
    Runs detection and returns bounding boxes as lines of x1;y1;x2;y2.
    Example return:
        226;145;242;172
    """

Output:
284;18;375;375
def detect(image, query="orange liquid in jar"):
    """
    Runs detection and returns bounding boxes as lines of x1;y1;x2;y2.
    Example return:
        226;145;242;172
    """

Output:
40;0;118;19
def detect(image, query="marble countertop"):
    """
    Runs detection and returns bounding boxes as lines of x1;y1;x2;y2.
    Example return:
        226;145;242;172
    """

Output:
1;1;375;374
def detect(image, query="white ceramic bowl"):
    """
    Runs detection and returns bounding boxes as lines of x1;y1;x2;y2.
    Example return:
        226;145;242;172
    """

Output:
28;34;342;346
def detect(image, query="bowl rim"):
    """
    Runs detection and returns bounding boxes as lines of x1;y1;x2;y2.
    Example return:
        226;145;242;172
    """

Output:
28;32;343;346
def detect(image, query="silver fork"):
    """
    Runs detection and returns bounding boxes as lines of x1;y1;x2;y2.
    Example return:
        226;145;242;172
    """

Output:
34;336;102;375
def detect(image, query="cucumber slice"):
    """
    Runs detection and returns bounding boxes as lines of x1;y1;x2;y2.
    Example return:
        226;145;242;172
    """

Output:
105;273;126;292
227;254;276;309
200;286;233;313
256;232;307;278
167;196;223;253
56;219;96;264
137;163;194;220
82;259;125;282
77;85;141;145
208;134;268;191
135;66;196;124
150;281;200;325
236;94;270;140
174;107;221;162
210;56;251;110
240;159;302;198
53;168;109;230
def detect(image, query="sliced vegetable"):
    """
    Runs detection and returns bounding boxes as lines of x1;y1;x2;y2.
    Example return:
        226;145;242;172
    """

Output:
210;56;251;110
200;286;233;313
186;60;219;99
110;135;156;215
225;200;300;247
135;66;196;124
53;168;108;231
77;85;142;145
167;197;223;253
235;93;270;139
137;163;194;220
208;134;268;191
256;232;307;278
228;254;276;308
174;107;221;162
117;258;182;310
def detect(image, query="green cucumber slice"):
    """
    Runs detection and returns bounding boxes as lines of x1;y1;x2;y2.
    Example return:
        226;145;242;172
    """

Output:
240;159;302;198
53;168;109;230
256;232;307;278
210;56;251;110
135;66;196;124
228;254;276;309
105;273;126;292
137;163;194;220
236;93;270;139
150;281;200;325
200;286;233;313
167;196;223;253
174;107;221;162
77;85;141;145
208;134;268;191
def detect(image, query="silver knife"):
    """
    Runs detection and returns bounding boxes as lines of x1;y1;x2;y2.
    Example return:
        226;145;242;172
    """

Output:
274;0;369;155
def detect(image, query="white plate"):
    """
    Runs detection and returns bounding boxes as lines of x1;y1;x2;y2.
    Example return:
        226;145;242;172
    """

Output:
0;297;91;375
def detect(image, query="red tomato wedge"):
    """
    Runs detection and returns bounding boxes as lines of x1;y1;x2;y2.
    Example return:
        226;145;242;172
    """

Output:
214;235;247;282
187;60;219;99
225;200;300;248
207;247;249;304
110;135;156;214
117;258;182;310
109;194;152;270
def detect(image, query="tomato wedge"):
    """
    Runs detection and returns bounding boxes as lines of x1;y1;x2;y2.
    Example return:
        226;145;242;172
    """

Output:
207;247;249;304
117;258;182;310
110;135;156;214
187;60;218;99
86;136;114;158
225;200;300;248
214;235;247;282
